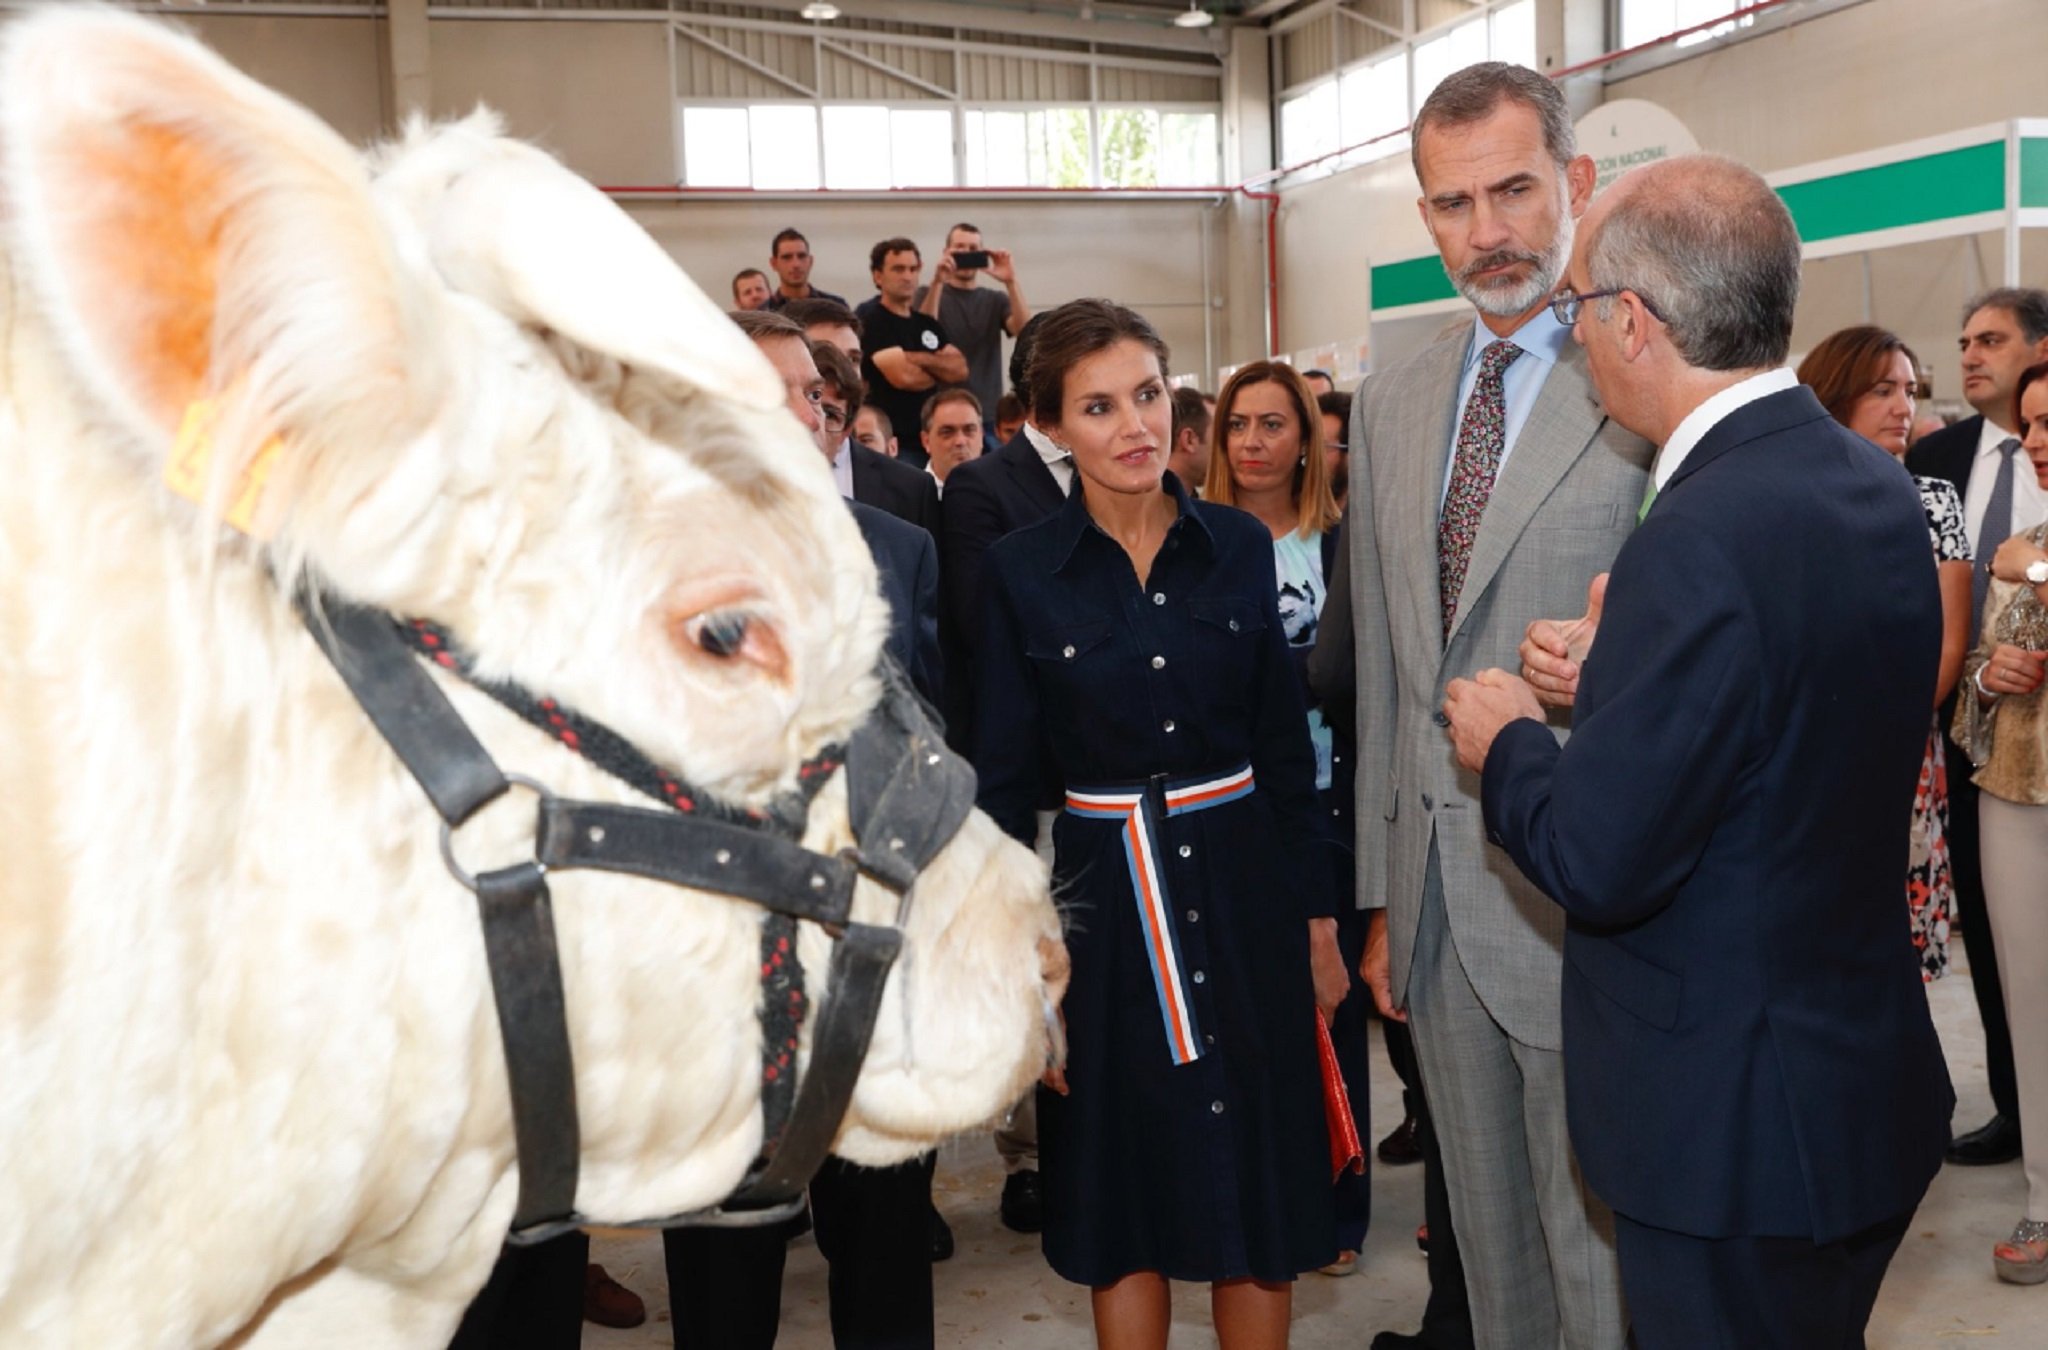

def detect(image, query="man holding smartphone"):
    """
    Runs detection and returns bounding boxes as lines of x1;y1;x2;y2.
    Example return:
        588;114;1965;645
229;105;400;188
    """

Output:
918;223;1031;425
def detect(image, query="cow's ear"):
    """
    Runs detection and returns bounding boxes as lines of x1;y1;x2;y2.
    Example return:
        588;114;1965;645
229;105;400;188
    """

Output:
0;8;440;517
373;122;785;417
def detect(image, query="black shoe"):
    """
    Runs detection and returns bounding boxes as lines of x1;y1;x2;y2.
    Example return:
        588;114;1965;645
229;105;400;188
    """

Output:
1369;1333;1427;1350
1000;1169;1044;1233
1377;1115;1422;1167
1948;1113;2023;1166
930;1205;955;1262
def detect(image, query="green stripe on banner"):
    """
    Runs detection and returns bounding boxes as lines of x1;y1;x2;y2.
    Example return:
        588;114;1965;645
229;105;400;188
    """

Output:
1776;142;2005;242
2022;138;2048;209
1371;254;1456;308
1371;140;2019;313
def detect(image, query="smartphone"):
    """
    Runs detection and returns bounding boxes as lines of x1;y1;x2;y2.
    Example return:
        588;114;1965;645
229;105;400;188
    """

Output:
951;249;992;270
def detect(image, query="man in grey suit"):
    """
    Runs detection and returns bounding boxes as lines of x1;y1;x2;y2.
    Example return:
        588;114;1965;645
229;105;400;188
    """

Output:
1346;63;1649;1350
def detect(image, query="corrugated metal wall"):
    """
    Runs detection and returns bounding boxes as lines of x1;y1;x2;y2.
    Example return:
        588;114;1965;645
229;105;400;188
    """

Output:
1279;14;1335;92
675;19;1216;105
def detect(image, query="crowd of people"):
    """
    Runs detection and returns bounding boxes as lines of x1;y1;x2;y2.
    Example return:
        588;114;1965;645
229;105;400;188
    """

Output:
462;57;2048;1350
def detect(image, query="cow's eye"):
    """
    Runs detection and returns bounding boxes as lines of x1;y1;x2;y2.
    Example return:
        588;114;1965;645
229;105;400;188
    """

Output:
695;611;750;658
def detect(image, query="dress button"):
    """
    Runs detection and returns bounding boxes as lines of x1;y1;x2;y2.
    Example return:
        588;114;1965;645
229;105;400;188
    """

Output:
1204;1033;1216;1045
1228;619;1240;632
1331;807;1342;817
1432;711;1450;727
1163;719;1176;733
1151;655;1166;669
1152;592;1166;605
1187;909;1199;922
1192;970;1206;984
1210;1100;1225;1114
1178;844;1192;859
1062;644;1076;659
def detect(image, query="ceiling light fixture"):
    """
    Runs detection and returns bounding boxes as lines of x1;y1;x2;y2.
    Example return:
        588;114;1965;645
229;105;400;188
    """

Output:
800;1;840;20
1171;2;1213;28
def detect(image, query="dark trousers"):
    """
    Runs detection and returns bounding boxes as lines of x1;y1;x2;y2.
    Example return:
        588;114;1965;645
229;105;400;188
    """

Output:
1615;1211;1911;1350
1330;904;1374;1251
1379;1008;1474;1349
663;1153;935;1350
1946;767;2020;1121
447;1230;589;1350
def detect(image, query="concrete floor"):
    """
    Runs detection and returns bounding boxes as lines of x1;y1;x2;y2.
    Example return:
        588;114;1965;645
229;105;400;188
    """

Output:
586;933;2048;1347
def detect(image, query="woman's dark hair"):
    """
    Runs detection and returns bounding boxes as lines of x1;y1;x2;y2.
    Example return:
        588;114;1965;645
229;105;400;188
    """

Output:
1795;325;1919;427
2015;360;2048;434
1024;299;1171;428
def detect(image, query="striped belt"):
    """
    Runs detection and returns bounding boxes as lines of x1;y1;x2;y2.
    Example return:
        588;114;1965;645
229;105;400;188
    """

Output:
1065;762;1256;1065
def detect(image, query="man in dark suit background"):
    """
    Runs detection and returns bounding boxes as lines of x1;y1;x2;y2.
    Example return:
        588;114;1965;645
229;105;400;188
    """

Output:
930;311;1061;1235
805;331;942;540
1905;287;2048;1165
657;312;942;1350
1446;154;1953;1346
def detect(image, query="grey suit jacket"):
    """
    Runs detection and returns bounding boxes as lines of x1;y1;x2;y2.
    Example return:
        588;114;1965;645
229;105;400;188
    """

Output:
1348;325;1651;1049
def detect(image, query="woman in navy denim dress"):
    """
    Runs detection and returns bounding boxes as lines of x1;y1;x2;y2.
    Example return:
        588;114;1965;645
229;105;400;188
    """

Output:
974;300;1348;1348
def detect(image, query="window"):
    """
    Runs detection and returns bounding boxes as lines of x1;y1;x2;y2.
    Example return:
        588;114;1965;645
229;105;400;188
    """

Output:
822;106;891;189
1491;1;1536;71
1411;18;1488;118
1339;52;1406;148
964;110;1029;186
964;108;1092;187
1280;80;1338;167
747;105;819;190
684;100;1214;189
681;107;750;188
890;109;954;187
1159;112;1220;187
1619;0;1752;50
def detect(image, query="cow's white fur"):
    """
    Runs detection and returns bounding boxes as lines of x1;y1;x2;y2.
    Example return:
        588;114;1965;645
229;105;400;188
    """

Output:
0;9;1062;1347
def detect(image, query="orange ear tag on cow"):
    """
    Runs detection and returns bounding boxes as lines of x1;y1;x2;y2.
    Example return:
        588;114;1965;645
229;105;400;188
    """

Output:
164;396;283;540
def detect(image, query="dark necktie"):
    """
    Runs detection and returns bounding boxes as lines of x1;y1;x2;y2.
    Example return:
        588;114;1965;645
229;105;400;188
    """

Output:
1439;340;1522;639
1973;437;2021;636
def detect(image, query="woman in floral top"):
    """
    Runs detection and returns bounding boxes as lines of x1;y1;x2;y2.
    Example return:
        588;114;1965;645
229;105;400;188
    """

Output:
1798;327;1972;979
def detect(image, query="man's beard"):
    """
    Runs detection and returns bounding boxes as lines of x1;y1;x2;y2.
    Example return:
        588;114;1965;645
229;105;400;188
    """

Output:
1452;205;1573;319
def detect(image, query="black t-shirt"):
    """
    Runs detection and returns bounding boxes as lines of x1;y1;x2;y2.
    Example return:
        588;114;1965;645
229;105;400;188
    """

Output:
856;298;949;469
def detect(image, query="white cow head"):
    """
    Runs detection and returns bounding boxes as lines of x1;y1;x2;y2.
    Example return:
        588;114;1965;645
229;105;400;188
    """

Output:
0;9;1062;1346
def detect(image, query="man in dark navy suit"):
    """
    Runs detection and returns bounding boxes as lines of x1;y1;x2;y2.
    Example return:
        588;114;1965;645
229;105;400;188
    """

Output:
1905;287;2048;1166
1444;154;1953;1347
656;312;942;1350
931;312;1061;1233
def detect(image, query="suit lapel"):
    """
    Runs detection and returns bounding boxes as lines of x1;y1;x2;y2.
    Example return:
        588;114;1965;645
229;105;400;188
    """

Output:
1386;332;1468;653
1004;435;1064;514
1448;346;1608;643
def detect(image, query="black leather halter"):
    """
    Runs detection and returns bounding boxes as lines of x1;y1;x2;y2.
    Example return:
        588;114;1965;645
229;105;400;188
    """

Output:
296;591;977;1244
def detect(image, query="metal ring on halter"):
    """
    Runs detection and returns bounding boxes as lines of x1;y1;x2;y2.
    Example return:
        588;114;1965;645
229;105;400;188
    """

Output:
438;774;555;892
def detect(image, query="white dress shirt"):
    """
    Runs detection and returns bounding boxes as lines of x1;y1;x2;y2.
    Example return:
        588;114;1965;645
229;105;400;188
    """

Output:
831;438;855;499
1440;306;1576;506
1960;414;2048;551
1652;367;1800;492
1023;420;1075;496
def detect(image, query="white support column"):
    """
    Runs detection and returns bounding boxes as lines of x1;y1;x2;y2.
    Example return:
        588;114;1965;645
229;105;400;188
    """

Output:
381;0;431;133
2006;119;2024;287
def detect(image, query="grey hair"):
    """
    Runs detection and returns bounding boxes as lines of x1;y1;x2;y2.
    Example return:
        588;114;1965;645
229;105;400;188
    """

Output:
1411;62;1575;180
1586;154;1802;372
1962;286;2048;344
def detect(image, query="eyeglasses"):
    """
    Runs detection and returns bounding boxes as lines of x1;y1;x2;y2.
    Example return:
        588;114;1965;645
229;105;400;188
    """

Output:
1550;286;1666;327
820;402;848;430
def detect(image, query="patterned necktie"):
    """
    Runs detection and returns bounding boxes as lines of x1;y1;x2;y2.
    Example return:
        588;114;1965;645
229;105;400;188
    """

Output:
1439;339;1522;638
1973;437;2021;636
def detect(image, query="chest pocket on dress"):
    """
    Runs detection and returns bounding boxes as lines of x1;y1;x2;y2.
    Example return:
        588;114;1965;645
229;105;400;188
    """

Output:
1187;598;1264;707
1026;619;1115;698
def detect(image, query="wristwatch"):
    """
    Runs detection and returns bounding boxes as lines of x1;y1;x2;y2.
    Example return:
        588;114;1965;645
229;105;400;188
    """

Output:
2027;558;2048;586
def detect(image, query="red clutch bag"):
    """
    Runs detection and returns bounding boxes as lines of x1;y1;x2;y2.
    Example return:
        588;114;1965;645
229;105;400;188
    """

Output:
1317;1013;1366;1180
